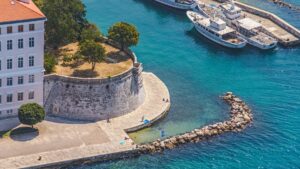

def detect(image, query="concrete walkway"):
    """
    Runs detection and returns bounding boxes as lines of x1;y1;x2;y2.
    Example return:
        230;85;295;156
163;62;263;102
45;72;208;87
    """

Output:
0;72;170;169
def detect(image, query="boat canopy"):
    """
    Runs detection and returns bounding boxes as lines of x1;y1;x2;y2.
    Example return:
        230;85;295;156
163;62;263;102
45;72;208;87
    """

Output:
221;3;242;13
237;18;262;30
188;11;235;35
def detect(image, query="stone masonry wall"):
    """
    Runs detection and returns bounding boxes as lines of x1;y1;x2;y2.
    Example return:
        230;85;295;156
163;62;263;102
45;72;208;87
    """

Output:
43;63;145;121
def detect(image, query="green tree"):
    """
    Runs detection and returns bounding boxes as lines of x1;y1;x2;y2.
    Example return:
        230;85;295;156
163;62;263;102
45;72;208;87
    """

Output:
41;0;88;48
79;40;106;70
44;52;57;74
18;103;45;128
80;23;102;43
108;22;139;50
32;0;44;8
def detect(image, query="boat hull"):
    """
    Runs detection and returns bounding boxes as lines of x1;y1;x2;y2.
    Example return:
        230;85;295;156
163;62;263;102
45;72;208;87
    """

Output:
154;0;196;10
244;36;277;50
186;11;246;49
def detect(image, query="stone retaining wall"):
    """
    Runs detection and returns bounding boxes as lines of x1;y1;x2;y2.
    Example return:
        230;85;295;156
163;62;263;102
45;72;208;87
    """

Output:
138;92;253;153
235;1;300;45
34;150;140;169
44;50;145;121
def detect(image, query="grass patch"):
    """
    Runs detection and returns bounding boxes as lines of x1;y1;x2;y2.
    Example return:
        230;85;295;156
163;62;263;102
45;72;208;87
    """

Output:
55;42;133;78
0;130;12;138
0;127;38;139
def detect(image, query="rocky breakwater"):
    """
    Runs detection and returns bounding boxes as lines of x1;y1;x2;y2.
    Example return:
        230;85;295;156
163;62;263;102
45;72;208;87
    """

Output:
269;0;300;11
138;92;253;153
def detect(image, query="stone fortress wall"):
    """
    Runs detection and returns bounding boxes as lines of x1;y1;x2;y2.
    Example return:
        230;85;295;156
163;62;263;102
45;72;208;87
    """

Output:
44;40;145;121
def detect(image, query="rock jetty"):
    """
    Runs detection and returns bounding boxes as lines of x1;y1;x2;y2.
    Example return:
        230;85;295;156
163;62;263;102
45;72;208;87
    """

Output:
270;0;300;11
138;92;253;153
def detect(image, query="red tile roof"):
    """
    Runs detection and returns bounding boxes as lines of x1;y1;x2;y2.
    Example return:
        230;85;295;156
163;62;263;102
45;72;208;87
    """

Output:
0;0;46;24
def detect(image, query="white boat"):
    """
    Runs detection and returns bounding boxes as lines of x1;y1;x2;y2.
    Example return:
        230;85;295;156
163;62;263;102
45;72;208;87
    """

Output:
233;18;277;49
219;1;242;20
154;0;197;10
195;0;278;49
220;1;278;49
193;1;218;17
186;11;247;48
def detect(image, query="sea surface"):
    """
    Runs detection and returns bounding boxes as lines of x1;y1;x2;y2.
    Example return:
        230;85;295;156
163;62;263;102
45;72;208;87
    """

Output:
80;0;300;168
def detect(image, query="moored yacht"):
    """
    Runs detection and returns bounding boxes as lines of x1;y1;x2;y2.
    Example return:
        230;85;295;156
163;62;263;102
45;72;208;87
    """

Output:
154;0;197;10
220;1;278;49
233;18;277;49
187;11;247;48
219;1;242;20
195;0;278;49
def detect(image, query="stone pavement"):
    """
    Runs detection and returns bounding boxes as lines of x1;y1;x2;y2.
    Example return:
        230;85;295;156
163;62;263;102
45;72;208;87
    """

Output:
0;72;170;169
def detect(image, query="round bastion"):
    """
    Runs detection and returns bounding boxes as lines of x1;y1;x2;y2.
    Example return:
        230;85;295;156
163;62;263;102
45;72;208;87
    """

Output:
43;40;145;121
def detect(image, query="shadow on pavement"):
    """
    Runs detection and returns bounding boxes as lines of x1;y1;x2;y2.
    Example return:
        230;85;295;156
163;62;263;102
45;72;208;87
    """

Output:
10;127;39;142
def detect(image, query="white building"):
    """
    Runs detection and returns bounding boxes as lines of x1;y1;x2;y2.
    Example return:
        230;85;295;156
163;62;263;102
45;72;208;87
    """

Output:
0;0;46;119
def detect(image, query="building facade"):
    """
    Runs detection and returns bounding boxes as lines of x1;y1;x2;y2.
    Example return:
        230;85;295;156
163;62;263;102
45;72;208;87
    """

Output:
0;0;46;119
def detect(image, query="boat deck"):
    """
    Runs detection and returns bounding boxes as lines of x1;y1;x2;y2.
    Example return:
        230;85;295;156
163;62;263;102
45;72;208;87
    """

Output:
200;0;300;46
251;33;276;45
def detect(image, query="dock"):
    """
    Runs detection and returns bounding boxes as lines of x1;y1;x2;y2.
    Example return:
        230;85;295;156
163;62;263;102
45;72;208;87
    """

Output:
201;0;300;46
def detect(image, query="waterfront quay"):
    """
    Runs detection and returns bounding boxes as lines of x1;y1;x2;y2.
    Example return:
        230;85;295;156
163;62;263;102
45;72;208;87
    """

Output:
0;73;170;169
201;0;300;46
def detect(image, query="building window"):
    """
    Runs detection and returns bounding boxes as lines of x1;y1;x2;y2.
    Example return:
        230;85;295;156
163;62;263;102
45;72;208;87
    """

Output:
7;40;13;50
18;76;24;85
7;77;13;86
29;75;35;83
7;94;13;103
29;24;35;31
29;37;34;47
18;57;23;68
29;56;34;67
18;93;23;101
18;39;23;49
0;79;2;87
7;59;12;69
7;26;12;34
18;25;24;32
28;91;34;100
0;60;1;70
0;95;1;104
7;109;13;114
0;41;1;51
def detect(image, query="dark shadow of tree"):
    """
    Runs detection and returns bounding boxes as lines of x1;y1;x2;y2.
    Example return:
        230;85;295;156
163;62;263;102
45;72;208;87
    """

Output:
105;51;131;63
72;69;99;78
10;127;39;142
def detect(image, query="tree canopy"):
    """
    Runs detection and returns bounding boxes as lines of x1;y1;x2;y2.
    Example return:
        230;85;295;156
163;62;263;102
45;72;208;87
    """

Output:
44;52;57;74
80;23;102;43
108;22;139;50
34;0;88;48
18;103;45;128
79;40;106;70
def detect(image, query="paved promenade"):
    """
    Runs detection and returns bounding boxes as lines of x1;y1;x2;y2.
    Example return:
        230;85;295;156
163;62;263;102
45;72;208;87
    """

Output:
0;72;170;169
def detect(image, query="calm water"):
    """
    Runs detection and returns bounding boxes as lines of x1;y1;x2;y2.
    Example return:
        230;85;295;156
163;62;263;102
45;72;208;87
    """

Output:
79;0;300;168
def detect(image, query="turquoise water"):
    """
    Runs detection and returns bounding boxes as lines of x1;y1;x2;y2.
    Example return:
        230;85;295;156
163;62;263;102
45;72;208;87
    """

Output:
80;0;300;168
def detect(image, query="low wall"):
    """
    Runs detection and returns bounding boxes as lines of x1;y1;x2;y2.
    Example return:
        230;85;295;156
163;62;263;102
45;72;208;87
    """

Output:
33;150;140;169
44;62;145;121
235;1;300;45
